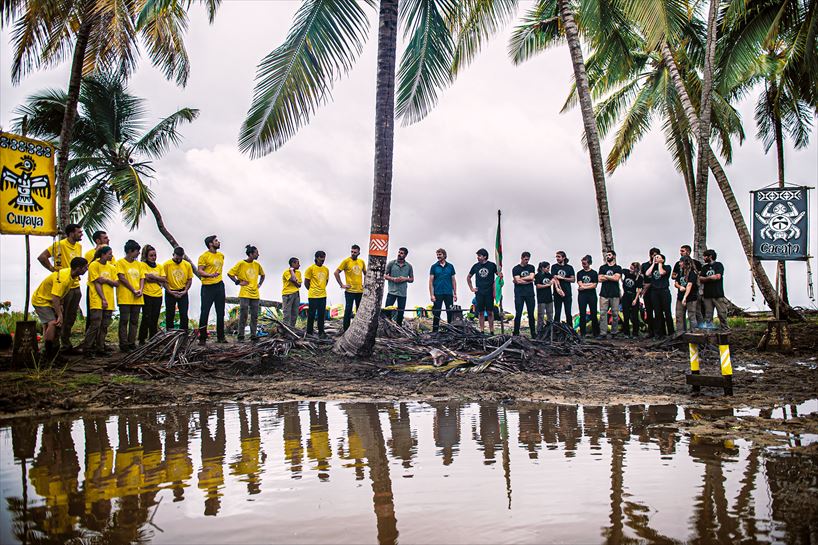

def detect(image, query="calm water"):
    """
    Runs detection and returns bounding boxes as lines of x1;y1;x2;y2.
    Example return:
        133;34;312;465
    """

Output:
0;401;816;544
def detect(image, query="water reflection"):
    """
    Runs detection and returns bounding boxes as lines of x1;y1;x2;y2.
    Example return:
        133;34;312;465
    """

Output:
1;401;816;544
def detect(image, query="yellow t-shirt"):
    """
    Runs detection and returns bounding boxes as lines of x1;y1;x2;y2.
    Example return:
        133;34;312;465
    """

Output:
337;257;366;293
228;260;265;299
304;264;329;299
45;239;83;288
84;248;115;264
198;251;225;285
281;268;302;296
164;259;194;291
88;260;117;311
142;262;165;298
31;269;73;308
116;258;145;306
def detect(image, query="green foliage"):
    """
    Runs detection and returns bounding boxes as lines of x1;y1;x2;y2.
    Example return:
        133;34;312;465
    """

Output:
727;316;747;328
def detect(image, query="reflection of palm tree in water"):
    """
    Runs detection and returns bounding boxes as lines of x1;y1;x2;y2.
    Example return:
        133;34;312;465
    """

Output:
342;403;398;545
432;402;461;466
280;402;304;479
387;402;416;469
307;402;332;481
689;436;741;544
229;404;264;494
198;407;226;516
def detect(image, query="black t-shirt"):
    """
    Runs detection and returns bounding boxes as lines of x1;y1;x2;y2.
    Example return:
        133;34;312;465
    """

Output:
640;261;653;286
577;268;598;296
701;261;725;298
469;261;497;294
672;258;702;280
647;264;671;289
552;263;575;295
598;264;622;298
622;271;643;296
676;270;699;301
512;264;536;297
535;271;554;304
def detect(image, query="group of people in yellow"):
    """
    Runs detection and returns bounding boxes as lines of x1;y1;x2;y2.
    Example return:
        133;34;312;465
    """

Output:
30;225;369;357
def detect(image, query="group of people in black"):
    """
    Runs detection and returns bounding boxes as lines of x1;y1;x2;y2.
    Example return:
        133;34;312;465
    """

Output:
455;244;728;339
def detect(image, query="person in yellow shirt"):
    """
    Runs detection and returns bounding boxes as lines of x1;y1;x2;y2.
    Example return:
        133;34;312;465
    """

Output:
197;235;226;345
37;223;84;352
116;240;145;352
334;244;367;331
228;245;266;341
163;247;194;330
304;251;329;337
31;257;89;359
83;231;113;332
138;245;167;344
80;247;118;355
281;257;302;327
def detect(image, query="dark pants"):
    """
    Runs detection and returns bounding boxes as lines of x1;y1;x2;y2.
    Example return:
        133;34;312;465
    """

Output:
650;288;674;336
432;293;454;332
82;309;113;352
199;282;225;341
643;286;656;336
384;293;407;326
343;292;363;331
138;295;163;342
578;291;600;337
60;286;82;346
165;291;189;330
307;297;326;335
621;293;640;336
553;293;572;325
513;294;536;336
118;304;141;349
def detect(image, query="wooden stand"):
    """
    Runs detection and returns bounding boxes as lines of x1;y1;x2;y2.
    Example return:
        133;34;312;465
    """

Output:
683;331;733;396
757;319;792;354
11;321;38;369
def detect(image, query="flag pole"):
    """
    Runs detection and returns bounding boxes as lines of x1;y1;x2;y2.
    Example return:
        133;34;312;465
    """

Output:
496;209;504;335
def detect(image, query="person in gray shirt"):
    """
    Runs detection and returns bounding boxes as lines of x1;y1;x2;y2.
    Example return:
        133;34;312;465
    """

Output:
384;247;414;326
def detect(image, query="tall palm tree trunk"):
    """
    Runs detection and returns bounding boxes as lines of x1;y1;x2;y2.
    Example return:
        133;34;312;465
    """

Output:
770;82;789;304
334;0;399;357
57;14;94;231
693;0;719;260
661;43;802;321
558;0;615;254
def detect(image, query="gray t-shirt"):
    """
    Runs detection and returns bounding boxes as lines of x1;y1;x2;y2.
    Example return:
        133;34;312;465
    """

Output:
386;260;414;296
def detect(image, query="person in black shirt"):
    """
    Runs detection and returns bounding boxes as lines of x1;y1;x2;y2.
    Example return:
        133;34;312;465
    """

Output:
467;248;499;334
552;251;575;325
621;262;643;338
640;247;661;337
598;250;622;338
699;249;727;328
577;255;600;337
512;252;536;336
674;256;699;331
535;261;562;334
645;253;673;337
672;244;703;324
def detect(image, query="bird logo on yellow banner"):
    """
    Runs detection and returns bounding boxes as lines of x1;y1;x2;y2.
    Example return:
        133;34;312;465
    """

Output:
2;155;52;212
0;132;57;236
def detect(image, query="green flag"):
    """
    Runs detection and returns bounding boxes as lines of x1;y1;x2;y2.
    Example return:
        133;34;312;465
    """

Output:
495;210;503;304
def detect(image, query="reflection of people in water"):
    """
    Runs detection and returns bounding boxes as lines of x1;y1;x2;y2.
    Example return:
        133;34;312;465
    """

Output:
557;405;581;456
280;401;304;479
307;402;332;481
198;407;226;516
517;405;542;459
164;409;193;502
433;402;461;466
387;402;416;468
82;416;115;531
476;403;502;464
540;405;558;448
343;403;399;545
583;406;605;447
647;405;679;455
230;404;264;494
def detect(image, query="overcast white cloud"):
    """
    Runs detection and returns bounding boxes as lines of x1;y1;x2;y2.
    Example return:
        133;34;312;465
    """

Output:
1;1;816;317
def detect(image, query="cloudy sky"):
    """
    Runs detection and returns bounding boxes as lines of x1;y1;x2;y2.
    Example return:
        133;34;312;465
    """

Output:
1;1;816;317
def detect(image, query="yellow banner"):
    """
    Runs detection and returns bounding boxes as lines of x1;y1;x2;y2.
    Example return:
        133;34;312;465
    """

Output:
0;132;57;236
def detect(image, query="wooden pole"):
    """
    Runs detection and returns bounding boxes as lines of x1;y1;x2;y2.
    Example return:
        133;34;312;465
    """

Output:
497;209;505;335
24;235;30;321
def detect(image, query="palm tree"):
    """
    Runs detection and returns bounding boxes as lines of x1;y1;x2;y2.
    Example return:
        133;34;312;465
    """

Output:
237;0;459;356
12;72;198;252
1;0;220;234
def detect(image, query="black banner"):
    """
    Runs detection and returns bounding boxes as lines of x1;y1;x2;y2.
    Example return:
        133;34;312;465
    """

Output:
751;187;809;260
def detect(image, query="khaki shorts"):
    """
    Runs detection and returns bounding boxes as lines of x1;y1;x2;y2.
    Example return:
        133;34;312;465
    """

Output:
34;306;57;325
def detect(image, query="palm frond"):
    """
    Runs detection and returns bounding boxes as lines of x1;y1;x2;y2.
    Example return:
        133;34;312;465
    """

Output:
11;86;68;138
450;0;517;75
621;0;689;50
108;166;155;229
9;0;61;84
139;0;191;86
70;181;118;232
507;0;560;65
134;107;199;158
606;69;663;171
396;0;458;125
239;0;375;157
